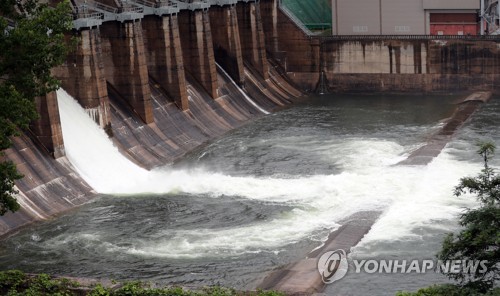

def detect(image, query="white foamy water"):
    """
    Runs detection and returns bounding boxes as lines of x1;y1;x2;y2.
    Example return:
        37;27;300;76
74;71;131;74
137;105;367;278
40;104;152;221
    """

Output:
56;89;480;258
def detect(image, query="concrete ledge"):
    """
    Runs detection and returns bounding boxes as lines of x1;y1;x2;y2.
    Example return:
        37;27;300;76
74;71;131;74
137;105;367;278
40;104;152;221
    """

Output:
259;211;381;294
398;91;491;166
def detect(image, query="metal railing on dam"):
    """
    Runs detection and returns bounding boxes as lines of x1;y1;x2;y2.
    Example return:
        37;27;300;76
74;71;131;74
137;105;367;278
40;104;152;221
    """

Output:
318;34;500;41
71;0;250;29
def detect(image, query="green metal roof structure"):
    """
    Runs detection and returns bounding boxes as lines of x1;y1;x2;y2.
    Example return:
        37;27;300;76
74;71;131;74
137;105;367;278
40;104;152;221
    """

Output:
281;0;332;31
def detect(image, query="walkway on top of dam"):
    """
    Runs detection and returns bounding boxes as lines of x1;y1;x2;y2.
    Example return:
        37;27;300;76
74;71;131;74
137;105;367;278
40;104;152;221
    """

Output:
71;0;257;29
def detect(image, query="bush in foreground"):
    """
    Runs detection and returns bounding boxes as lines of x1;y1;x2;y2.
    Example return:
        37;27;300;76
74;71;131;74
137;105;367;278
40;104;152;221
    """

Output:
398;142;500;295
0;270;283;296
396;284;500;296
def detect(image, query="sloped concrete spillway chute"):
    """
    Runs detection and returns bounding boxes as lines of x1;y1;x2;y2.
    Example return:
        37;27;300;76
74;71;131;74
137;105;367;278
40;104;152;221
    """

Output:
0;65;300;236
0;0;304;236
0;135;95;236
216;63;270;115
107;60;299;170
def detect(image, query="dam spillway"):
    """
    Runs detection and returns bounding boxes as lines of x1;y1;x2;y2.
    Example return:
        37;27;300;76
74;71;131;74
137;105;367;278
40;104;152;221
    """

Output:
1;0;303;234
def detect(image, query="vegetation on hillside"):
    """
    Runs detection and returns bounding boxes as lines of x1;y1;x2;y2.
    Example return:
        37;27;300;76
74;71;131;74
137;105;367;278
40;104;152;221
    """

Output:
0;0;72;215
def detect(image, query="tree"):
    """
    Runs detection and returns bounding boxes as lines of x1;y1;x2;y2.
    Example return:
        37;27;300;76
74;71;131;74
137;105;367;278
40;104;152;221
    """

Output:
0;0;72;215
438;142;500;292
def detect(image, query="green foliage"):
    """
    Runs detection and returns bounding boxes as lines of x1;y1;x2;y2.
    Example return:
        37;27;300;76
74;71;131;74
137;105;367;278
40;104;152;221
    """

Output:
0;0;72;215
248;290;284;296
438;142;500;292
0;270;27;290
0;0;19;18
0;1;72;98
104;283;240;296
402;142;500;295
199;286;235;296
396;284;500;296
0;270;79;295
0;270;285;296
454;142;500;206
0;160;22;215
89;284;111;296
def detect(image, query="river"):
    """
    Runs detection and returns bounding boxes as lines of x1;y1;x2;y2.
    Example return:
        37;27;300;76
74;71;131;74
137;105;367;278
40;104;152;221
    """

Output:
0;90;498;295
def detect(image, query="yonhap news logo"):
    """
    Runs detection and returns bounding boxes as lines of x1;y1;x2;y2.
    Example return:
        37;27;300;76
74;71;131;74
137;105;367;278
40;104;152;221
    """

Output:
317;249;349;284
317;249;489;284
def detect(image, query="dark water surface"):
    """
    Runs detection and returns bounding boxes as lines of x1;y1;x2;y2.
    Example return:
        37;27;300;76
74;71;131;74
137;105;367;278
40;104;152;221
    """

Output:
1;93;498;295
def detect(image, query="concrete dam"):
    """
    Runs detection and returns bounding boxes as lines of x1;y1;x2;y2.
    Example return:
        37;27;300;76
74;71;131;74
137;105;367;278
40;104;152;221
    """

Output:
1;0;500;294
0;0;304;235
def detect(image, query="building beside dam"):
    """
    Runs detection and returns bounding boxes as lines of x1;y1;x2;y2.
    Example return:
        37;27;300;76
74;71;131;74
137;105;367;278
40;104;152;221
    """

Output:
331;0;480;35
329;0;500;36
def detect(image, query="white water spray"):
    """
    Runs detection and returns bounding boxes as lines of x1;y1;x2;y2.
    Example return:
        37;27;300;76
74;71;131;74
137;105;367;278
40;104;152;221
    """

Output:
56;89;480;258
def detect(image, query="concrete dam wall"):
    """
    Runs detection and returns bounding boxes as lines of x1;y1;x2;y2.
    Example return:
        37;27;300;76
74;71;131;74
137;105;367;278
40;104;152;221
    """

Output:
260;1;500;93
322;38;500;93
0;0;302;236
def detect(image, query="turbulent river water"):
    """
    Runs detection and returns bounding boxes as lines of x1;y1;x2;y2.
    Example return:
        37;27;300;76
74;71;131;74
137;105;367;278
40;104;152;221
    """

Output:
1;90;499;295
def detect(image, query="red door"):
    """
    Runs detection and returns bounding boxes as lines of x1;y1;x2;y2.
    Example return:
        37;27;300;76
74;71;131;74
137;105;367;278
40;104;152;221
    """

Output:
430;13;479;35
